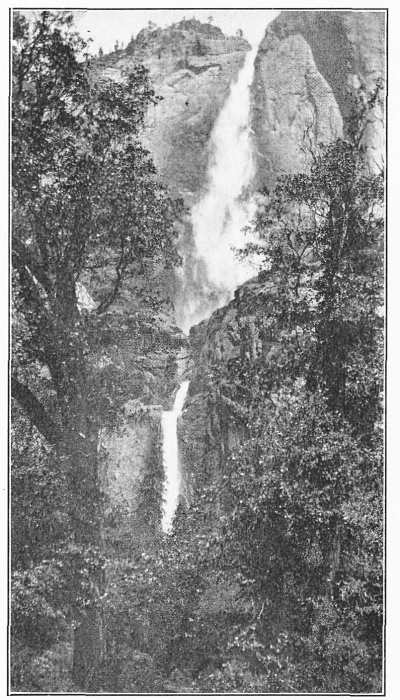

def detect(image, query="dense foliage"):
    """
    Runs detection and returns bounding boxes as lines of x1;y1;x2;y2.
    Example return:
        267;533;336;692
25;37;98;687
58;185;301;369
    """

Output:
122;84;384;693
11;11;182;691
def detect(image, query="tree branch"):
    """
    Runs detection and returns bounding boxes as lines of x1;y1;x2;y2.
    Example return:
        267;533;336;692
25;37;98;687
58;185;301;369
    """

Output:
11;376;62;445
95;240;127;315
13;238;52;296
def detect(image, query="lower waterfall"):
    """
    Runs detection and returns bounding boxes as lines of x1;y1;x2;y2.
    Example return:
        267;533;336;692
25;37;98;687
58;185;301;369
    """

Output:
161;380;190;533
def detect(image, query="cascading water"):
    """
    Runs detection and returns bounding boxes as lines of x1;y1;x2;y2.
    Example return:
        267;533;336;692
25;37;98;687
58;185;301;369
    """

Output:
191;45;257;289
180;28;268;333
161;380;189;533
161;19;275;531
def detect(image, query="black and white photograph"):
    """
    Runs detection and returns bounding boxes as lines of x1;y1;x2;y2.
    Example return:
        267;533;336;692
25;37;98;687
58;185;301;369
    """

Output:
9;5;387;694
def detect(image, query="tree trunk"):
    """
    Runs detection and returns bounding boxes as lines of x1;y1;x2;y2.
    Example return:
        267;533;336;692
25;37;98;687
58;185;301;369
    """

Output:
65;424;106;691
73;606;104;691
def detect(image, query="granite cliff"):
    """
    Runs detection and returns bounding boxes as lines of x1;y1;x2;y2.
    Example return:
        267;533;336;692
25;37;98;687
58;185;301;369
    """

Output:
96;10;385;543
97;11;385;201
98;19;250;201
252;10;385;185
178;9;385;504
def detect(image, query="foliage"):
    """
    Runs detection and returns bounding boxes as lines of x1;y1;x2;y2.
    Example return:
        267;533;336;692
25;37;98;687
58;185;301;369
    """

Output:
11;9;182;690
209;82;383;692
193;35;207;57
137;82;384;693
12;8;182;437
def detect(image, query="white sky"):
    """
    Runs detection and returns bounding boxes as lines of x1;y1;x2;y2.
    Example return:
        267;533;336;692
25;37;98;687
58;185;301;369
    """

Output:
72;9;280;54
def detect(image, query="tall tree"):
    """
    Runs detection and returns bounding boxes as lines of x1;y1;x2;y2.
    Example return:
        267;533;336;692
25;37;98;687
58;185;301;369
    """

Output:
12;10;182;689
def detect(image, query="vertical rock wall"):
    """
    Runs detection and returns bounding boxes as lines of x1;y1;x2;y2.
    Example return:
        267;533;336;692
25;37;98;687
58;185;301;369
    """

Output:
99;20;250;202
100;405;164;550
251;10;385;186
97;10;386;530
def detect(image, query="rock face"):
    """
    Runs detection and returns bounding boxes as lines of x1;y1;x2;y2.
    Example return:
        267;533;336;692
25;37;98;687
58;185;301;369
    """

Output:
251;10;385;185
99;19;250;201
94;306;187;545
181;277;276;499
96;11;386;533
98;12;385;199
100;406;163;550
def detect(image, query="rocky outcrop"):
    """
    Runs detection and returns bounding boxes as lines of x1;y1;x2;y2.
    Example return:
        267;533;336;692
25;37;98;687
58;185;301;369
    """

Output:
98;19;250;201
142;54;244;201
181;276;277;499
97;12;385;198
265;11;385;121
100;404;163;549
251;10;385;185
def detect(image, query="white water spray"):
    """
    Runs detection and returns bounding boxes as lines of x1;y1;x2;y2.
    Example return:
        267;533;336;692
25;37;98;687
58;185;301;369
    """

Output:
161;381;189;533
182;28;269;332
191;45;257;289
161;17;277;530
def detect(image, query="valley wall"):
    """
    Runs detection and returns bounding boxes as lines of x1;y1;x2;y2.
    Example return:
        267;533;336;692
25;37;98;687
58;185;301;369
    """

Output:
96;10;385;537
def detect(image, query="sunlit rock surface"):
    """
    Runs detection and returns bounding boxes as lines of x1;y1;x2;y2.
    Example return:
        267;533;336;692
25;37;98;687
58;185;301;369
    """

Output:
251;10;385;185
98;19;250;201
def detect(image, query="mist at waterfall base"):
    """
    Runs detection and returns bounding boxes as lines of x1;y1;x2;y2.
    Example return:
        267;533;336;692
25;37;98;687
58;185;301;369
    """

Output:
161;381;189;533
178;14;277;334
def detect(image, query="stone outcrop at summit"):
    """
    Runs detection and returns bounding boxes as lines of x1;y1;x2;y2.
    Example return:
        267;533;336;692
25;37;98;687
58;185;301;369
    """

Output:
99;19;250;201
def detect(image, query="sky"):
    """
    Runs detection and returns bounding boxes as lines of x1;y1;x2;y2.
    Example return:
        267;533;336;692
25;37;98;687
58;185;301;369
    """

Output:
71;9;280;54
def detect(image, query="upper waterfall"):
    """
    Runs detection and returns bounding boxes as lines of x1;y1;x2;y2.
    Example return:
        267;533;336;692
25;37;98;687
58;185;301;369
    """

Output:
191;43;258;286
180;24;270;333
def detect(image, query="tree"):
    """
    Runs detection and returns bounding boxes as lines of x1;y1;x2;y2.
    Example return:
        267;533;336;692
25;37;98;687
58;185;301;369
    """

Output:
245;81;384;426
12;10;182;690
193;35;207;57
214;82;385;691
126;34;135;55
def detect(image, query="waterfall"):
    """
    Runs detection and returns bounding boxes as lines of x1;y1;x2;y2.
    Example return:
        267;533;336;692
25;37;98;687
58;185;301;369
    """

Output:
161;20;275;530
181;32;266;332
161;380;189;533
